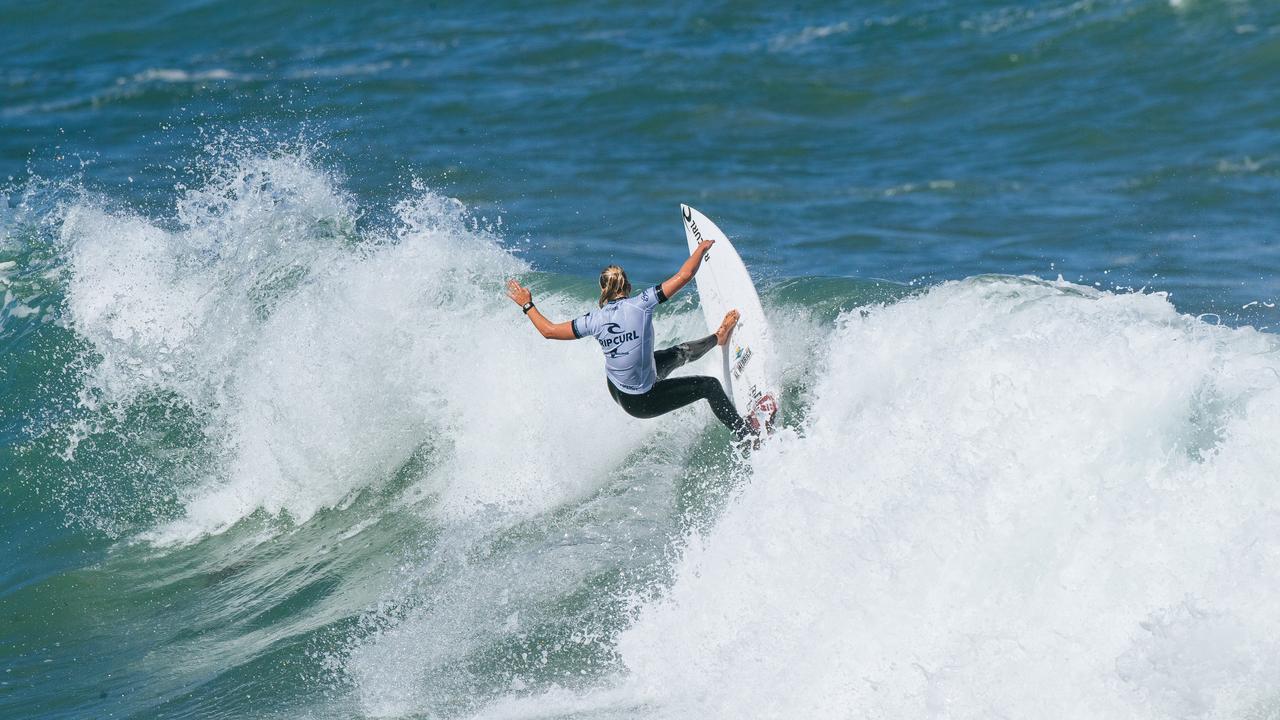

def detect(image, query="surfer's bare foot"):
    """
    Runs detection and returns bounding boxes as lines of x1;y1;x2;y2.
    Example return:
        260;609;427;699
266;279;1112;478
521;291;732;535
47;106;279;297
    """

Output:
715;310;740;346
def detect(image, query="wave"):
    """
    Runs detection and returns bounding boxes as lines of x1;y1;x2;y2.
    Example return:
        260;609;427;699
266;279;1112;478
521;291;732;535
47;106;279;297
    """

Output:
5;146;759;716
330;275;1280;719
40;148;705;545
6;146;1279;719
443;277;1280;720
611;277;1280;719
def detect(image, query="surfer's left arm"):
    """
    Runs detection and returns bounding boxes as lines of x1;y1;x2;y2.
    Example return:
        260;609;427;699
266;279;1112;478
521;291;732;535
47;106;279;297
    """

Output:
506;279;577;340
660;239;715;300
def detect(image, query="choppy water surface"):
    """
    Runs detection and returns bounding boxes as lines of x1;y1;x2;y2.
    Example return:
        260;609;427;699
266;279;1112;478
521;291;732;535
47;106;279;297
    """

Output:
3;1;1279;718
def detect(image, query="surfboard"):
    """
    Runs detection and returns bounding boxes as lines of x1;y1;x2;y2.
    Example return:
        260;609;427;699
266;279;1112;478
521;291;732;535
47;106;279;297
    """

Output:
680;204;779;434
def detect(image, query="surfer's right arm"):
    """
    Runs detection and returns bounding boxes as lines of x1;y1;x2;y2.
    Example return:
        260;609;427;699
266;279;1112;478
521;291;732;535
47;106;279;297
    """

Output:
660;239;715;300
506;279;577;340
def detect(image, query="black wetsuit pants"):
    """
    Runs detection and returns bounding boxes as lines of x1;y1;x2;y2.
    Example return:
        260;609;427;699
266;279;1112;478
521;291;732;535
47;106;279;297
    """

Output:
607;334;750;439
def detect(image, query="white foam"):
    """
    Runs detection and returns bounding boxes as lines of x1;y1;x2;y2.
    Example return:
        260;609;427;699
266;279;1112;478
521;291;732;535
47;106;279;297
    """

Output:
341;305;718;717
58;152;666;545
124;68;244;85
611;277;1280;719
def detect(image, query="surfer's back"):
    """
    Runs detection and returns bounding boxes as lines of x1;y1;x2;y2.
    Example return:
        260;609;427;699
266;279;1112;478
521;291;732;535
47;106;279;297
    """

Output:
572;287;663;394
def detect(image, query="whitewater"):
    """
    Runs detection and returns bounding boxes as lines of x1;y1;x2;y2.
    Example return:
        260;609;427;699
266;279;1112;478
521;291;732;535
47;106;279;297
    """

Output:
3;148;1279;719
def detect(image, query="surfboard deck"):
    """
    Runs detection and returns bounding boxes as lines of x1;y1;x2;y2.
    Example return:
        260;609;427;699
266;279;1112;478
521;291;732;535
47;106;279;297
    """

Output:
680;204;778;435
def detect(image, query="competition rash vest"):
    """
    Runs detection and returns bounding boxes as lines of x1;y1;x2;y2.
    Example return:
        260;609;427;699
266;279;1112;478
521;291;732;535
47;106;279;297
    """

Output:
572;285;668;394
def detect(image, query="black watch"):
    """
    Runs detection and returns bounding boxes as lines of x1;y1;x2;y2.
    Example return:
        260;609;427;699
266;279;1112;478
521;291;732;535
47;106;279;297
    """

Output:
521;301;535;314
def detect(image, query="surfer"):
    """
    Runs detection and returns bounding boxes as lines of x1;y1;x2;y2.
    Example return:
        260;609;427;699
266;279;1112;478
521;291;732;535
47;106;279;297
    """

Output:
506;239;758;440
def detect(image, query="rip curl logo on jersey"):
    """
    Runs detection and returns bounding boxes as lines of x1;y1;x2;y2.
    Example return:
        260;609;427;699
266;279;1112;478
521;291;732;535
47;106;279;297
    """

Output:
599;322;638;357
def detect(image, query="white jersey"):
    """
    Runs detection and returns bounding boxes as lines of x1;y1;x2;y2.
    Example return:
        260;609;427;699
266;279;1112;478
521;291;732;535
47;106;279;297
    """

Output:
572;285;667;394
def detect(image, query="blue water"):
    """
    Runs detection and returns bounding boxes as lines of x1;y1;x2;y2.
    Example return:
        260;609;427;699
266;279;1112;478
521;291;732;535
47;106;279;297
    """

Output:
6;1;1279;314
3;1;1280;718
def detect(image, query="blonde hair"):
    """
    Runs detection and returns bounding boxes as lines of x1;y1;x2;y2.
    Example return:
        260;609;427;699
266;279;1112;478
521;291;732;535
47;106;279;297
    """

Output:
598;265;631;307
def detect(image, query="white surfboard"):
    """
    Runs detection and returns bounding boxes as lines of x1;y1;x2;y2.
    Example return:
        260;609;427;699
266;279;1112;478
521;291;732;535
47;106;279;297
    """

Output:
680;204;779;432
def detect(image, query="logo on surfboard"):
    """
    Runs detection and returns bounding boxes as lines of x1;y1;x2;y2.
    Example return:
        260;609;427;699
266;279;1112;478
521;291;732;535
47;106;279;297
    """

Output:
747;392;779;435
732;344;753;379
683;205;712;261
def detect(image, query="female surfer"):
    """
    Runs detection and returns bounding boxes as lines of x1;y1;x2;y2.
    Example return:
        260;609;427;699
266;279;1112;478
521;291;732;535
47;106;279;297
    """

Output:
506;239;758;440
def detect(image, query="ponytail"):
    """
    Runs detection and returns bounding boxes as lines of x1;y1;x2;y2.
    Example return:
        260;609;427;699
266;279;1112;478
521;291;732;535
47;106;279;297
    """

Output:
598;265;631;307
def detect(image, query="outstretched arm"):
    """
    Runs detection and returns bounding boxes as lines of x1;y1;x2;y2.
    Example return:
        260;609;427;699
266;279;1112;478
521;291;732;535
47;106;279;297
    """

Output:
661;239;715;300
506;279;577;340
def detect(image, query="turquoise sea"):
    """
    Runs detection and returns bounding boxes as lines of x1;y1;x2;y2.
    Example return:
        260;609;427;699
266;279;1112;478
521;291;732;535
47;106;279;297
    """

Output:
3;1;1280;718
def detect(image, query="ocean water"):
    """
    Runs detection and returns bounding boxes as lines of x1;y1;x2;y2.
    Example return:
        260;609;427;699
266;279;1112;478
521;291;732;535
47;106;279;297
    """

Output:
3;1;1279;718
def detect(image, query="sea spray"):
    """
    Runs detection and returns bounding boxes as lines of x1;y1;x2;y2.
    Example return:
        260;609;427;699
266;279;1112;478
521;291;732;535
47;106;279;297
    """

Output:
48;148;678;544
7;146;753;718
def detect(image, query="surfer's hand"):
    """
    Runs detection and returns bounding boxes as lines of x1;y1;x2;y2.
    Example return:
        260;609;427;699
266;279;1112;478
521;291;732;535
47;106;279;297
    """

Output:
698;239;716;253
506;279;532;306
